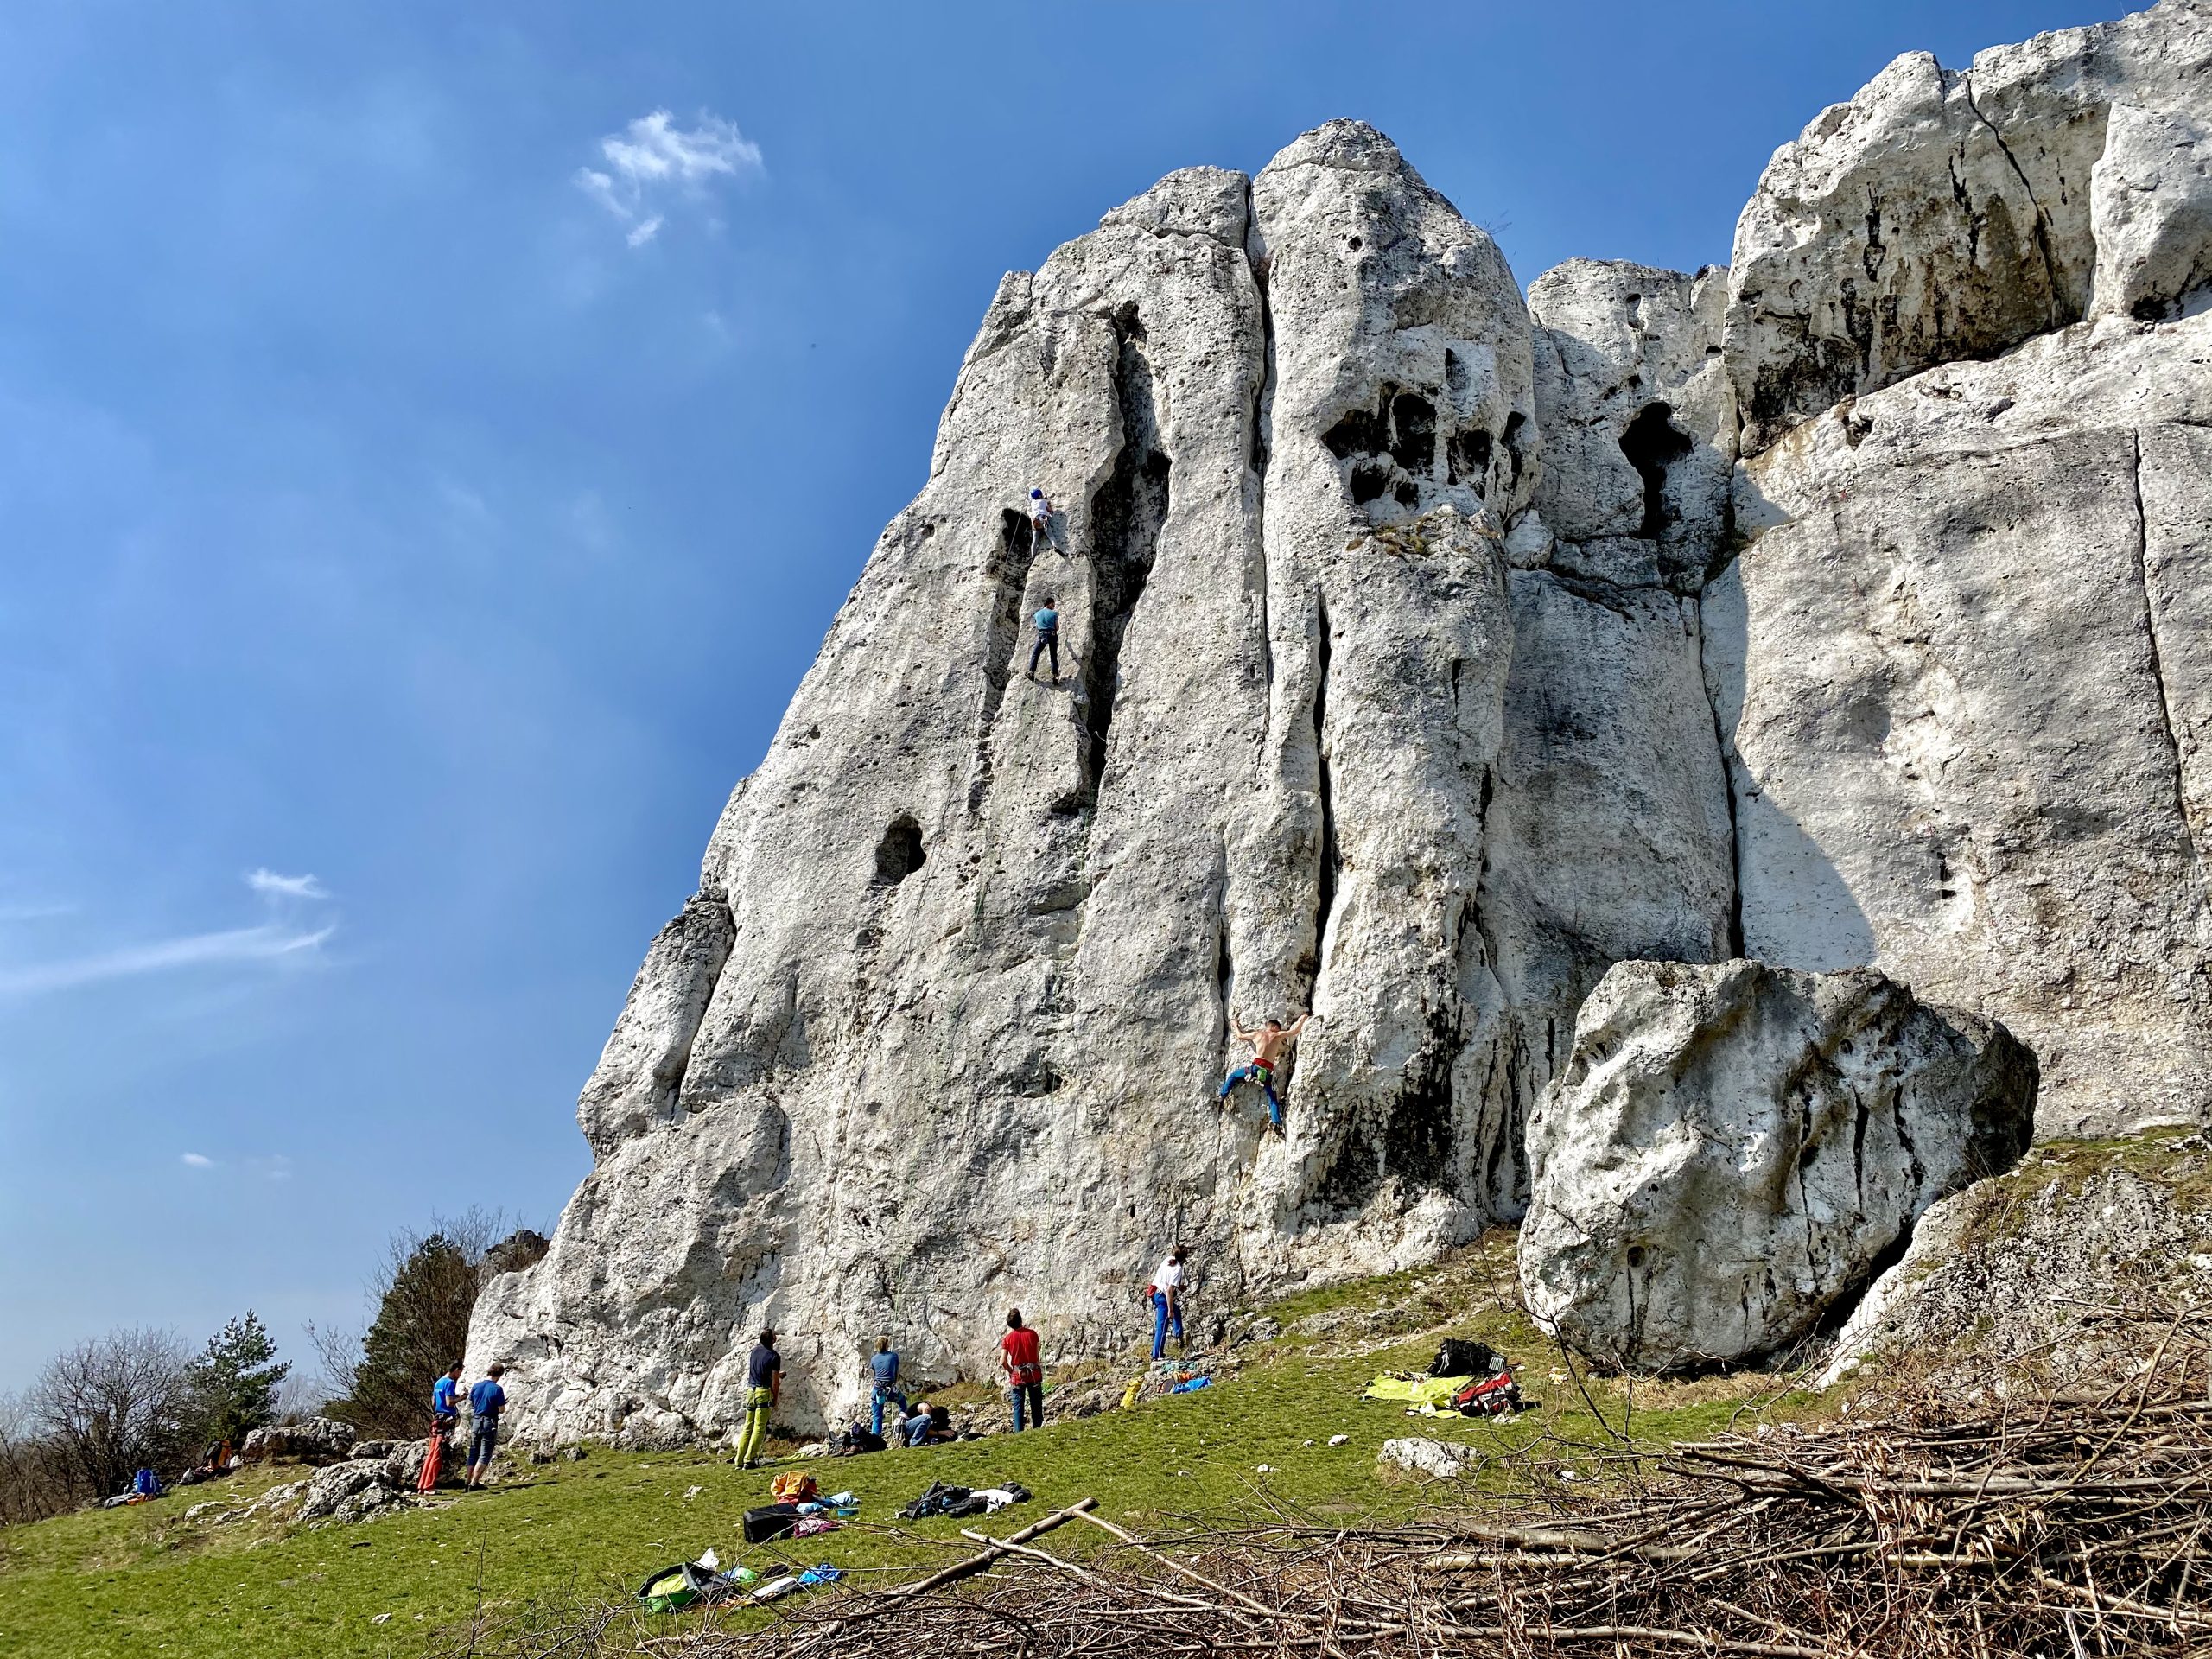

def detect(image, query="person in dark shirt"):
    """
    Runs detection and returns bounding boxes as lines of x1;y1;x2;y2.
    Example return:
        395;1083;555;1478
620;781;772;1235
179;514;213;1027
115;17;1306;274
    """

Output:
1000;1309;1045;1433
868;1338;903;1438
734;1328;782;1470
465;1364;506;1489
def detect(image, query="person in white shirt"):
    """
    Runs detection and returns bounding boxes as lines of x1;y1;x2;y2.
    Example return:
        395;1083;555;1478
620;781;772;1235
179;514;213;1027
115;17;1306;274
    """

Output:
1027;487;1053;554
1149;1249;1186;1361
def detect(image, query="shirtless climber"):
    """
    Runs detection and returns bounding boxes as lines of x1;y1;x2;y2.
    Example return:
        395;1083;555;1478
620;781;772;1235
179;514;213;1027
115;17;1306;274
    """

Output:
1218;1011;1316;1134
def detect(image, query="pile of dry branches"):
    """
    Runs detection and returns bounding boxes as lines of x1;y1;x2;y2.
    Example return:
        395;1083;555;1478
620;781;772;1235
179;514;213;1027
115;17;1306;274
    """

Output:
694;1313;2212;1658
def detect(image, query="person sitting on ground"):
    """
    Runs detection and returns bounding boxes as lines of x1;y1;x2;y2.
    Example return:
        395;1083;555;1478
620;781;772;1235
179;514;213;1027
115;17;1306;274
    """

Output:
903;1401;957;1447
465;1363;507;1489
1218;1010;1315;1134
1149;1249;1186;1362
868;1337;904;1439
1027;487;1053;553
1001;1309;1045;1433
735;1327;782;1471
1027;596;1060;683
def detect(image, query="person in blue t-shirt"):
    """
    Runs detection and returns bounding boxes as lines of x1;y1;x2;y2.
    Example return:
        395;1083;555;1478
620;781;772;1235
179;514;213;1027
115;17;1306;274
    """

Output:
867;1338;904;1438
1027;597;1060;683
465;1364;507;1489
431;1363;462;1428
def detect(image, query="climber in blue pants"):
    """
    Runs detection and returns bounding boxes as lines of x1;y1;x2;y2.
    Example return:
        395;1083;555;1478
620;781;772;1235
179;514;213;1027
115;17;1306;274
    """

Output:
1149;1249;1185;1361
868;1338;904;1438
1218;1011;1314;1134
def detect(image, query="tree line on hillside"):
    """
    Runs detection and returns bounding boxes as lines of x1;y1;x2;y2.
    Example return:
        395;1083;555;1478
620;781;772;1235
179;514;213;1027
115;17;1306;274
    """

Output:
0;1210;545;1526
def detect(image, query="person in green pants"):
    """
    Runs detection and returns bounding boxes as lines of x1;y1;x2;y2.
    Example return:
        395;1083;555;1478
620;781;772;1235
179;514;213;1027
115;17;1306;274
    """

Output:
734;1328;782;1469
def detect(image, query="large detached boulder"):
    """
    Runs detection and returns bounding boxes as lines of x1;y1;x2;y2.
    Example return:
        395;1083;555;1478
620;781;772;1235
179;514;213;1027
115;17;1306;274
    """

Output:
1519;960;2037;1372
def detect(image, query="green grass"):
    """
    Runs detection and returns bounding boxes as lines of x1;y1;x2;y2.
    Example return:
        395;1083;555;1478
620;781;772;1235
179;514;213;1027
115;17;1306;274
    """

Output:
0;1234;1807;1659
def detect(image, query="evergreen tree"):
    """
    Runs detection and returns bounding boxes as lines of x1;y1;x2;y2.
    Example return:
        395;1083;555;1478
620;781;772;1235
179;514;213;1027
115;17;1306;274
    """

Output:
339;1231;480;1436
181;1312;289;1448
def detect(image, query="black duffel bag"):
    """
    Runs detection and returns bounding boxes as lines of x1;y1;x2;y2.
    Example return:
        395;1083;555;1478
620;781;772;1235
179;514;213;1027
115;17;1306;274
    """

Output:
742;1503;803;1544
1432;1338;1504;1378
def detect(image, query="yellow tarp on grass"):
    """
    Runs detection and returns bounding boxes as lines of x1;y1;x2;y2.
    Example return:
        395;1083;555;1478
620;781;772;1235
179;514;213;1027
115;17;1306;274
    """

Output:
1362;1373;1460;1408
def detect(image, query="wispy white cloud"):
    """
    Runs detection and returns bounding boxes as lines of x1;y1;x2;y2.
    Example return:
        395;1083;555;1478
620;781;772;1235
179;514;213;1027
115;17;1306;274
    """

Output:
245;868;328;901
0;900;74;924
0;923;334;999
181;1152;215;1168
247;1154;294;1184
575;110;761;246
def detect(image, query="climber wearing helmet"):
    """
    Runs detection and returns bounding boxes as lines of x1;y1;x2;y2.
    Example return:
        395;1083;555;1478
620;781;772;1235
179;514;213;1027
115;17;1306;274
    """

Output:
1027;487;1053;554
1218;1011;1316;1134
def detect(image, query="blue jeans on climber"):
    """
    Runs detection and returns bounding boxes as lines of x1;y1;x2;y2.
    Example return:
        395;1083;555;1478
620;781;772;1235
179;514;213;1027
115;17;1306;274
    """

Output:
1218;1061;1281;1128
1150;1291;1184;1361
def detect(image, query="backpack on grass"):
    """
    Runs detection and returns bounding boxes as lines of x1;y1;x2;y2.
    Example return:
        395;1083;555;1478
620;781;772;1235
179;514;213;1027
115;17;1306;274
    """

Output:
742;1504;803;1544
637;1561;715;1613
1432;1338;1499;1378
1450;1364;1522;1418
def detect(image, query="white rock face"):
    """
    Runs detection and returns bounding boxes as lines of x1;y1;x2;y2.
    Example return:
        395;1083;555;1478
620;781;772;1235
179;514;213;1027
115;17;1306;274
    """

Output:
473;130;1622;1444
1719;313;2212;1135
472;1;2212;1442
1726;0;2212;450
2092;101;2212;321
1520;960;2037;1372
1529;259;1736;589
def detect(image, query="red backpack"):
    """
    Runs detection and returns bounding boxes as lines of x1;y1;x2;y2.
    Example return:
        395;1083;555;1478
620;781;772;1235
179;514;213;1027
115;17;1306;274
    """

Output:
1448;1354;1522;1417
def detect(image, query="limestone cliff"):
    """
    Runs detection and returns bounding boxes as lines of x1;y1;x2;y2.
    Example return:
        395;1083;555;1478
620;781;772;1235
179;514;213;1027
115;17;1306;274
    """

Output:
471;1;2212;1441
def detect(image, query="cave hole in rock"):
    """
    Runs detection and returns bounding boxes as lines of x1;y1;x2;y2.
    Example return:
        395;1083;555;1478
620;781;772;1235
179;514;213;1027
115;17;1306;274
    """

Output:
1619;402;1693;537
1446;428;1493;491
1079;308;1170;800
1347;234;1363;251
1325;384;1440;510
1387;392;1435;475
1502;411;1529;489
873;816;925;887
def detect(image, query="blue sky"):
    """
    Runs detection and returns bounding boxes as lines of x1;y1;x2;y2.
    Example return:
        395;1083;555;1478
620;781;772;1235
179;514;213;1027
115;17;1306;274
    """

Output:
0;0;2108;1389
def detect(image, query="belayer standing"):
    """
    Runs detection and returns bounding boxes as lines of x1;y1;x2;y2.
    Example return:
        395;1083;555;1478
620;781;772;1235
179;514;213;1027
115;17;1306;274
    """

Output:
734;1327;782;1470
868;1338;904;1439
465;1363;506;1490
1219;1011;1316;1133
1000;1309;1045;1433
1027;487;1053;554
1149;1249;1185;1362
423;1362;462;1492
1027;597;1061;683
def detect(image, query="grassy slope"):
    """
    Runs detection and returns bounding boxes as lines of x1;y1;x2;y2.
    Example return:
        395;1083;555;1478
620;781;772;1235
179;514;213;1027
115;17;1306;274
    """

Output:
0;1233;1797;1659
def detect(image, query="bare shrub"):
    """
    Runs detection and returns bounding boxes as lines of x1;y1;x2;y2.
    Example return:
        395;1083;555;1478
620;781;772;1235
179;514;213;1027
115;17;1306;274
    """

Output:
29;1327;190;1502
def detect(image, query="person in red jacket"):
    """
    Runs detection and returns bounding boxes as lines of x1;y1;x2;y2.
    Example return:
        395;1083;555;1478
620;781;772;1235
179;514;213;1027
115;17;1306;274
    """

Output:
1000;1309;1045;1433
